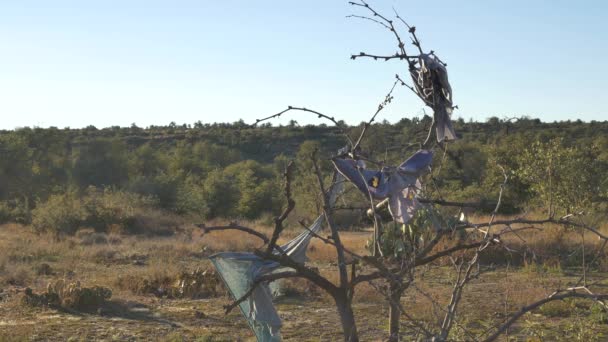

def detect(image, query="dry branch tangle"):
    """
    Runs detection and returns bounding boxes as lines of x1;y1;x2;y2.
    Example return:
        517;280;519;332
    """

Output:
200;1;607;341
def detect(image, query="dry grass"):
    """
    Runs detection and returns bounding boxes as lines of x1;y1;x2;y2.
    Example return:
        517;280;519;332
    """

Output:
308;231;369;263
468;213;608;268
1;215;608;341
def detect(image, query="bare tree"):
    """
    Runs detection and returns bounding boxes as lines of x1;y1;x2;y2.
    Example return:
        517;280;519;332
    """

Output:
200;2;608;341
344;2;608;341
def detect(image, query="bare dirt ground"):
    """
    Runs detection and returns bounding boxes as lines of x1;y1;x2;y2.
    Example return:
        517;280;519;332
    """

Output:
1;222;608;341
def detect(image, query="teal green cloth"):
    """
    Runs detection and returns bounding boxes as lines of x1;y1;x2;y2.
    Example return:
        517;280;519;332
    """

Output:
208;175;344;341
210;253;281;341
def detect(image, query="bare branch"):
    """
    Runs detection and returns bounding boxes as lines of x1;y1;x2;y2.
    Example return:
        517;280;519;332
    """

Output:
253;250;339;295
353;77;401;152
197;223;269;244
575;239;608;287
438;254;479;339
348;0;413;66
415;240;488;266
455;216;608;241
483;289;608;342
433;164;507;339
223;271;299;314
395;74;424;100
266;161;296;255
296;219;364;261
356;197;497;217
253;106;354;147
418;198;497;209
411;283;478;341
312;150;350;288
345;14;391;30
350;52;417;61
392;8;424;55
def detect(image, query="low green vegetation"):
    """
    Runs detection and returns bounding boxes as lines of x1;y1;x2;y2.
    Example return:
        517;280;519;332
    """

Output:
0;118;606;235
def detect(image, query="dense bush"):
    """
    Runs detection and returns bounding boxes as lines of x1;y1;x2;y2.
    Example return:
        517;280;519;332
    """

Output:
114;267;223;299
31;187;157;235
0;119;606;226
31;190;87;235
0;200;31;224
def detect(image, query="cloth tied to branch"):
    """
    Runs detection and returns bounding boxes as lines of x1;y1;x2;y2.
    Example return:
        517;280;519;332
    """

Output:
332;149;433;224
209;174;344;342
410;54;457;142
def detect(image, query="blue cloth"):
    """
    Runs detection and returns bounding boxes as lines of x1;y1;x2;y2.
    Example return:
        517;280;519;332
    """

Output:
332;150;433;223
398;149;433;175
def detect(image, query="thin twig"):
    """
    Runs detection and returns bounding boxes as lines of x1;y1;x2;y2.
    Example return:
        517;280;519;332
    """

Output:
483;289;608;342
352;77;401;152
312;150;349;288
266;161;295;255
198;223;269;244
253;106;354;147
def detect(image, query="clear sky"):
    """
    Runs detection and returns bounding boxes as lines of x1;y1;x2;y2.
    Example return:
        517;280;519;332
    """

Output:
0;1;606;129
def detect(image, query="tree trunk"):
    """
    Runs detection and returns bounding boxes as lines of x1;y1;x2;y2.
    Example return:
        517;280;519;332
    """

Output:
335;291;359;342
388;285;404;341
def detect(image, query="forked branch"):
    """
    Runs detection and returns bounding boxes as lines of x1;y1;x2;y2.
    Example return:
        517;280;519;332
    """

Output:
483;289;608;342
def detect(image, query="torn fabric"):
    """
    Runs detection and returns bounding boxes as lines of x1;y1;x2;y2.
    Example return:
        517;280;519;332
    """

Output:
211;253;282;341
410;54;457;142
209;173;344;341
276;214;325;264
332;149;433;223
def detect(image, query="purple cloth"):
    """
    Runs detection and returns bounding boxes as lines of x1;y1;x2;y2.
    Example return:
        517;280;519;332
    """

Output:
410;54;457;142
332;150;433;223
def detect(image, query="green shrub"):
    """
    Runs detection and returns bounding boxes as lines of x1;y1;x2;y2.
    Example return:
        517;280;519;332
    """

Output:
0;202;11;224
127;172;179;210
81;187;157;233
0;199;31;224
32;187;158;235
540;299;573;318
174;175;209;217
31;190;87;235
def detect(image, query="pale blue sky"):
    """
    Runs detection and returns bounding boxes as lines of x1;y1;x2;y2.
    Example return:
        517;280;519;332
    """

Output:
0;1;606;129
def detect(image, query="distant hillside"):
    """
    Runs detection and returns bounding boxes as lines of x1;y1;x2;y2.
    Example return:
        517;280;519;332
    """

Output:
1;117;607;231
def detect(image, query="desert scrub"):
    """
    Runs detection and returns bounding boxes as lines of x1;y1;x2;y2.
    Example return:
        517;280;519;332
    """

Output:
22;279;112;311
539;299;574;318
31;190;87;235
114;267;223;299
32;187;161;235
173;268;224;298
0;199;31;224
274;277;320;299
0;264;32;286
34;263;53;276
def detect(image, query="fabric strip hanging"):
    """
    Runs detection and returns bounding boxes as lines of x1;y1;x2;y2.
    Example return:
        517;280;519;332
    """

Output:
409;54;457;142
209;173;344;341
332;149;433;223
